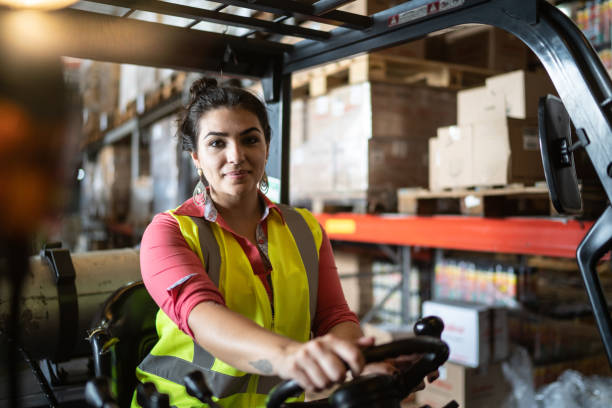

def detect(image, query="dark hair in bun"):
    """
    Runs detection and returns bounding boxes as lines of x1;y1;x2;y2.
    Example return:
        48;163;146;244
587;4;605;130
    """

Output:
178;77;271;152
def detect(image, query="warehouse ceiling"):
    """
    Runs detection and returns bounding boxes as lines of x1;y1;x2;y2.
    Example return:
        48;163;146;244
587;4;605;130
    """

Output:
2;0;504;82
68;0;372;48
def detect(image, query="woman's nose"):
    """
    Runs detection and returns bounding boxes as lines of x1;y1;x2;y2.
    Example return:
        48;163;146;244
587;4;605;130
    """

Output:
226;141;244;163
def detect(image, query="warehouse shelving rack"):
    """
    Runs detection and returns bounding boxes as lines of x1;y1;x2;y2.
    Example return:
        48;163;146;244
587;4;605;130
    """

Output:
7;0;612;367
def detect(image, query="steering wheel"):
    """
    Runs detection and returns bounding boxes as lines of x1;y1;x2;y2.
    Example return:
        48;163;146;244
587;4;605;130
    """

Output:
265;316;450;408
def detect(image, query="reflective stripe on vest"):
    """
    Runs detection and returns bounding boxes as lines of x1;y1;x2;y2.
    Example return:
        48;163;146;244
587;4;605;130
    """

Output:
135;205;321;407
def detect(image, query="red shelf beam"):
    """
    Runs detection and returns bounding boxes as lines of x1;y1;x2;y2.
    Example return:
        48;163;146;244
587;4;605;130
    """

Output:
314;214;594;258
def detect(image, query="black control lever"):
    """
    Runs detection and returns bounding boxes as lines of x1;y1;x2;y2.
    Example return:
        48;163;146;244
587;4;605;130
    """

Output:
413;315;444;338
137;382;170;408
266;316;449;408
184;371;223;408
84;377;119;408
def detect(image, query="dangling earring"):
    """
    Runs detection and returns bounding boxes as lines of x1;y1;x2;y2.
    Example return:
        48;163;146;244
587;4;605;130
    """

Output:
193;168;209;206
259;171;269;194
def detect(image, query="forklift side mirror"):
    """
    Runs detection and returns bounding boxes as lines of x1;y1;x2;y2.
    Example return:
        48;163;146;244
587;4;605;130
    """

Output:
538;94;583;215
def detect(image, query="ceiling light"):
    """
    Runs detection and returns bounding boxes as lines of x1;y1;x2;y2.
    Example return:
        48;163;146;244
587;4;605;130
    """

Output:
0;0;78;10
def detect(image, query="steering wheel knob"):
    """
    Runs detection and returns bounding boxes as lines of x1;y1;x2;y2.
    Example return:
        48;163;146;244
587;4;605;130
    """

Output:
413;315;444;338
184;371;214;402
84;377;118;408
136;382;170;408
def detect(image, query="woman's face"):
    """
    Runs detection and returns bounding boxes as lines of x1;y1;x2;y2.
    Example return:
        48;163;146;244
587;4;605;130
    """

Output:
191;107;268;201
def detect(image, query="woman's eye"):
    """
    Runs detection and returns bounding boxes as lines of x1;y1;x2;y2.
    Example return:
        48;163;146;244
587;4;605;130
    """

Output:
209;139;225;148
244;135;260;145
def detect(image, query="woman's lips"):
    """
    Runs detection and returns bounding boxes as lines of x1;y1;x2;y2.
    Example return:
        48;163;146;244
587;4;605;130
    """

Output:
225;170;249;178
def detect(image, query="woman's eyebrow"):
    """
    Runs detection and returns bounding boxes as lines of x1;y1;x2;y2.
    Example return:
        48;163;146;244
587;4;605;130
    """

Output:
204;131;228;138
240;127;262;135
204;127;261;138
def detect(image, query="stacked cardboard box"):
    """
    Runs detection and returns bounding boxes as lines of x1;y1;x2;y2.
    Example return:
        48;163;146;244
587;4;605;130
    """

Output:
290;81;456;212
429;70;555;190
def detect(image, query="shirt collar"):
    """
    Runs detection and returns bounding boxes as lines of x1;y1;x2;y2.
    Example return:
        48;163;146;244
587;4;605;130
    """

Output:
173;189;285;224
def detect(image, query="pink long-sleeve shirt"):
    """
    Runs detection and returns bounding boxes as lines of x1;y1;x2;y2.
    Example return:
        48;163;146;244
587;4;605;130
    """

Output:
139;193;358;338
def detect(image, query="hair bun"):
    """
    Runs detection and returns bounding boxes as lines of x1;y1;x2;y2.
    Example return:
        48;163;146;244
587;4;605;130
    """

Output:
189;77;217;102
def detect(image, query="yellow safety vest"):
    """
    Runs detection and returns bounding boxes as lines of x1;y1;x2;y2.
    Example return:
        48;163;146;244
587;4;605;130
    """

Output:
133;204;322;408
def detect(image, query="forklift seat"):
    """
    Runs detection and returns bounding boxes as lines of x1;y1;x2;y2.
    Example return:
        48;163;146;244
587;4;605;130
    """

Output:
88;281;159;408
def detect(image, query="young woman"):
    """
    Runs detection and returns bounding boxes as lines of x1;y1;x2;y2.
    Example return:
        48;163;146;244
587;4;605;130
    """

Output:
134;78;399;407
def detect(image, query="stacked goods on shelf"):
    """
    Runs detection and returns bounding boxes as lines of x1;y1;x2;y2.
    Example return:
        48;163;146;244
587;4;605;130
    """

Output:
433;257;534;308
432;253;612;388
573;0;612;72
575;0;612;47
81;143;131;223
82;66;188;149
509;257;612;385
428;69;555;191
81;61;120;146
290;81;457;212
508;311;611;387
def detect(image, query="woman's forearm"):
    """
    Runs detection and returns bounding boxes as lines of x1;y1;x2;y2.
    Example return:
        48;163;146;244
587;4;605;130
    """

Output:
187;301;297;376
187;302;367;391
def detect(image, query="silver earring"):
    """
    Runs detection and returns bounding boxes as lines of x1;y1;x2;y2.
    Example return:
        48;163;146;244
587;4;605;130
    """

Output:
193;168;209;206
259;171;269;194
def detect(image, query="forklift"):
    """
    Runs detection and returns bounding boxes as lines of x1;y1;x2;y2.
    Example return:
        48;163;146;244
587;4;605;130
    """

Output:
1;0;612;406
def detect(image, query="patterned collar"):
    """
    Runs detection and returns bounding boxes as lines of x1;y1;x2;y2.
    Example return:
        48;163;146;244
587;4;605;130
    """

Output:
173;189;285;225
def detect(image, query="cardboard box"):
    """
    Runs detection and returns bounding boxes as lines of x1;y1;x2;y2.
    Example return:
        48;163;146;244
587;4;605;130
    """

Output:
435;125;473;189
291;81;456;210
371;82;457;139
471;118;543;186
422;300;491;368
485;70;557;119
457;86;506;126
431;118;543;189
368;137;429;189
428;137;441;191
416;361;512;408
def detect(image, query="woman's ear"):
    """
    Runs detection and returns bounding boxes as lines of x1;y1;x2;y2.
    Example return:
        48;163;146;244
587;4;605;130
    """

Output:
190;151;200;169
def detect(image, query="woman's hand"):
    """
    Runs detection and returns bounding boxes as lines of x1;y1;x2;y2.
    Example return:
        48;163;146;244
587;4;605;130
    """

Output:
275;334;366;392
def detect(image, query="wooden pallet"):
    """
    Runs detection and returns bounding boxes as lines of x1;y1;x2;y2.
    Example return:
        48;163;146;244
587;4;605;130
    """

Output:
397;183;556;217
293;192;369;214
291;53;499;97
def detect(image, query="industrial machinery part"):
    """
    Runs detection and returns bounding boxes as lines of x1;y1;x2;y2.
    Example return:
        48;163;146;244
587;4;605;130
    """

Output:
0;248;141;361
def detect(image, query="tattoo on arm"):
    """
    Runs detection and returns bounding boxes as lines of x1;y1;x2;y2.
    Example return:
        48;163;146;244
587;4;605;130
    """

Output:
249;359;273;375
